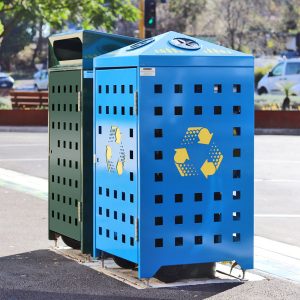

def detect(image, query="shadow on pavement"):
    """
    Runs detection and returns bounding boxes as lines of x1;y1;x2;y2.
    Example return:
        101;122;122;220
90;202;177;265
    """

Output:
0;249;242;299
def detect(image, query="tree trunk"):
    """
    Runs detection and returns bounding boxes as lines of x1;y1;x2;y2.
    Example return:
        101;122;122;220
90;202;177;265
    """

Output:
31;19;43;68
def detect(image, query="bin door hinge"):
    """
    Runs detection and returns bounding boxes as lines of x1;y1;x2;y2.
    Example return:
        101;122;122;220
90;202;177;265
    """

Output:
77;91;82;112
135;217;139;242
134;91;138;115
78;202;82;222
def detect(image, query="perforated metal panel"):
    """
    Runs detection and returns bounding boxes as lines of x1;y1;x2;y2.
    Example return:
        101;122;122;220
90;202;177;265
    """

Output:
94;68;138;263
49;69;82;241
93;31;254;279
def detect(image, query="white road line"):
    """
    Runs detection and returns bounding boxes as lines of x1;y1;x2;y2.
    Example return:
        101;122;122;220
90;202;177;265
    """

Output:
0;158;47;162
255;159;300;164
0;144;47;147
255;178;300;183
255;214;300;218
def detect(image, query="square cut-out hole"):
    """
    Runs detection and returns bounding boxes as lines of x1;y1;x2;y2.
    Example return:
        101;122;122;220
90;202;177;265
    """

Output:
114;211;118;220
175;194;183;203
214;234;222;243
122;192;125;201
129;128;134;137
106;188;110;197
175;237;183;246
99;227;102;235
154;84;162;93
233;212;241;221
155;216;163;225
98;126;102;134
155;238;163;247
130;237;134;246
129;85;133;93
106;85;109;93
129;107;134;115
174;106;183;115
233;84;241;93
122;234;126;243
154;107;163;115
233;106;241;114
214;192;222;201
130;172;134;181
52;86;55;93
233;190;241;200
155;195;163;204
194;84;203;93
130;194;134;203
175;215;183;224
194;106;202;115
194;193;202;201
174;84;183;93
106;106;109;114
106;209;110;217
233;127;241;136
114;190;117;199
194;214;202;223
98;207;102;215
130;150;133;159
122;213;126;222
155;172;163;182
63;104;66;112
233;169;241;178
214;213;222;222
155;151;163;160
121;107;125;115
233;148;241;157
113;85;117;93
121;85;125;93
98;106;102;114
214;106;222;115
98;187;102;195
195;236;203;245
233;233;241;242
130;215;134;224
154;129;163;137
51;210;55;218
113;106;117;115
106;229;110;238
214;84;222;93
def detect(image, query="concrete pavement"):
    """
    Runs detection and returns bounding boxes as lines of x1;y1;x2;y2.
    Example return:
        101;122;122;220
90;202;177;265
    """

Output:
1;132;300;299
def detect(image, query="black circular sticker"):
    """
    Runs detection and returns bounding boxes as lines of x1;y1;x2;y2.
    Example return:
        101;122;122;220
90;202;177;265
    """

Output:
169;38;201;50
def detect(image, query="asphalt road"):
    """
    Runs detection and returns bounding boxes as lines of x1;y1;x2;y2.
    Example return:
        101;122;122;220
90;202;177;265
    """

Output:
0;132;300;299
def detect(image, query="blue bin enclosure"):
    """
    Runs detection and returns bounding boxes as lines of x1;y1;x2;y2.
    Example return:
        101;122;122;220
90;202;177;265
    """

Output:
93;31;254;279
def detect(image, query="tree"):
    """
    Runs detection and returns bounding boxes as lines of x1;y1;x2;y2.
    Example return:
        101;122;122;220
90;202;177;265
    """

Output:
156;0;206;35
0;0;139;71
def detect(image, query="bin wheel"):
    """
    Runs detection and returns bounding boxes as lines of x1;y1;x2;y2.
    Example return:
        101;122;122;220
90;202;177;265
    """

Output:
113;255;137;269
61;235;81;250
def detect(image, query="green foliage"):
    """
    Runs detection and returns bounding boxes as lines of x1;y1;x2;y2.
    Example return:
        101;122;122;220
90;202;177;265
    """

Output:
254;65;273;87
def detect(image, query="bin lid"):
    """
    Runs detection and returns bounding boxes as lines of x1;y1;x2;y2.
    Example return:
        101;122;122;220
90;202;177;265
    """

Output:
49;30;139;69
94;31;253;68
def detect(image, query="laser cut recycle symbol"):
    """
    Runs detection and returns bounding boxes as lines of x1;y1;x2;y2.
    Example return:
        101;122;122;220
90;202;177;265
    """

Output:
174;127;223;179
105;126;125;176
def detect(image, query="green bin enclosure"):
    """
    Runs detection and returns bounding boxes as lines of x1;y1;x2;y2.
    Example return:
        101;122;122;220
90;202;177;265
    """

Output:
48;30;139;254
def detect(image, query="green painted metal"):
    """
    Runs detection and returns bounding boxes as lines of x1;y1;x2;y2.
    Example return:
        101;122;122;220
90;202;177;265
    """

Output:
48;30;139;254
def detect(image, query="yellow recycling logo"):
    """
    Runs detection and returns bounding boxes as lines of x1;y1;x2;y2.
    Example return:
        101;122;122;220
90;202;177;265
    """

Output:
174;127;223;179
106;126;125;176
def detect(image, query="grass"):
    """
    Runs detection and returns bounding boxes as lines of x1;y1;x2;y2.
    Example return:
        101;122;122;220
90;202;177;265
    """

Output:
0;97;12;109
255;94;300;110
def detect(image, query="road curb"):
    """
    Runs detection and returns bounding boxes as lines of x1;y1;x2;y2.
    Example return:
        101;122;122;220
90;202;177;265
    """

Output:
255;128;300;135
0;126;48;133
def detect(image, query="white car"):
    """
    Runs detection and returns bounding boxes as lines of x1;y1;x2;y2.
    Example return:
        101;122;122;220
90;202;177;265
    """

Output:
257;58;300;95
34;70;48;90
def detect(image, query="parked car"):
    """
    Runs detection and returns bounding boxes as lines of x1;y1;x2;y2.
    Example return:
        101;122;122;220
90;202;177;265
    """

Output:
0;72;14;88
257;58;300;95
34;69;48;90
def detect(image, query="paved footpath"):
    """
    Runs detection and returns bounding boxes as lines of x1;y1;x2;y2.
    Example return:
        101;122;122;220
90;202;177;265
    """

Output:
0;132;300;299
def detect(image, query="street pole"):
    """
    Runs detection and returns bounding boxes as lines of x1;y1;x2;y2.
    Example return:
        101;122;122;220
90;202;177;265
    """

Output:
139;0;145;39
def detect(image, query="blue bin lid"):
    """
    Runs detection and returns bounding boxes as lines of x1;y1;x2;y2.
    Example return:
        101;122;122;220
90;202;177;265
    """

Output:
94;31;253;68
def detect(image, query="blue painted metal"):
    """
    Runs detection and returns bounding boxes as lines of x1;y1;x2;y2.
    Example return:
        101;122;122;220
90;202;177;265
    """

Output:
93;31;254;279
